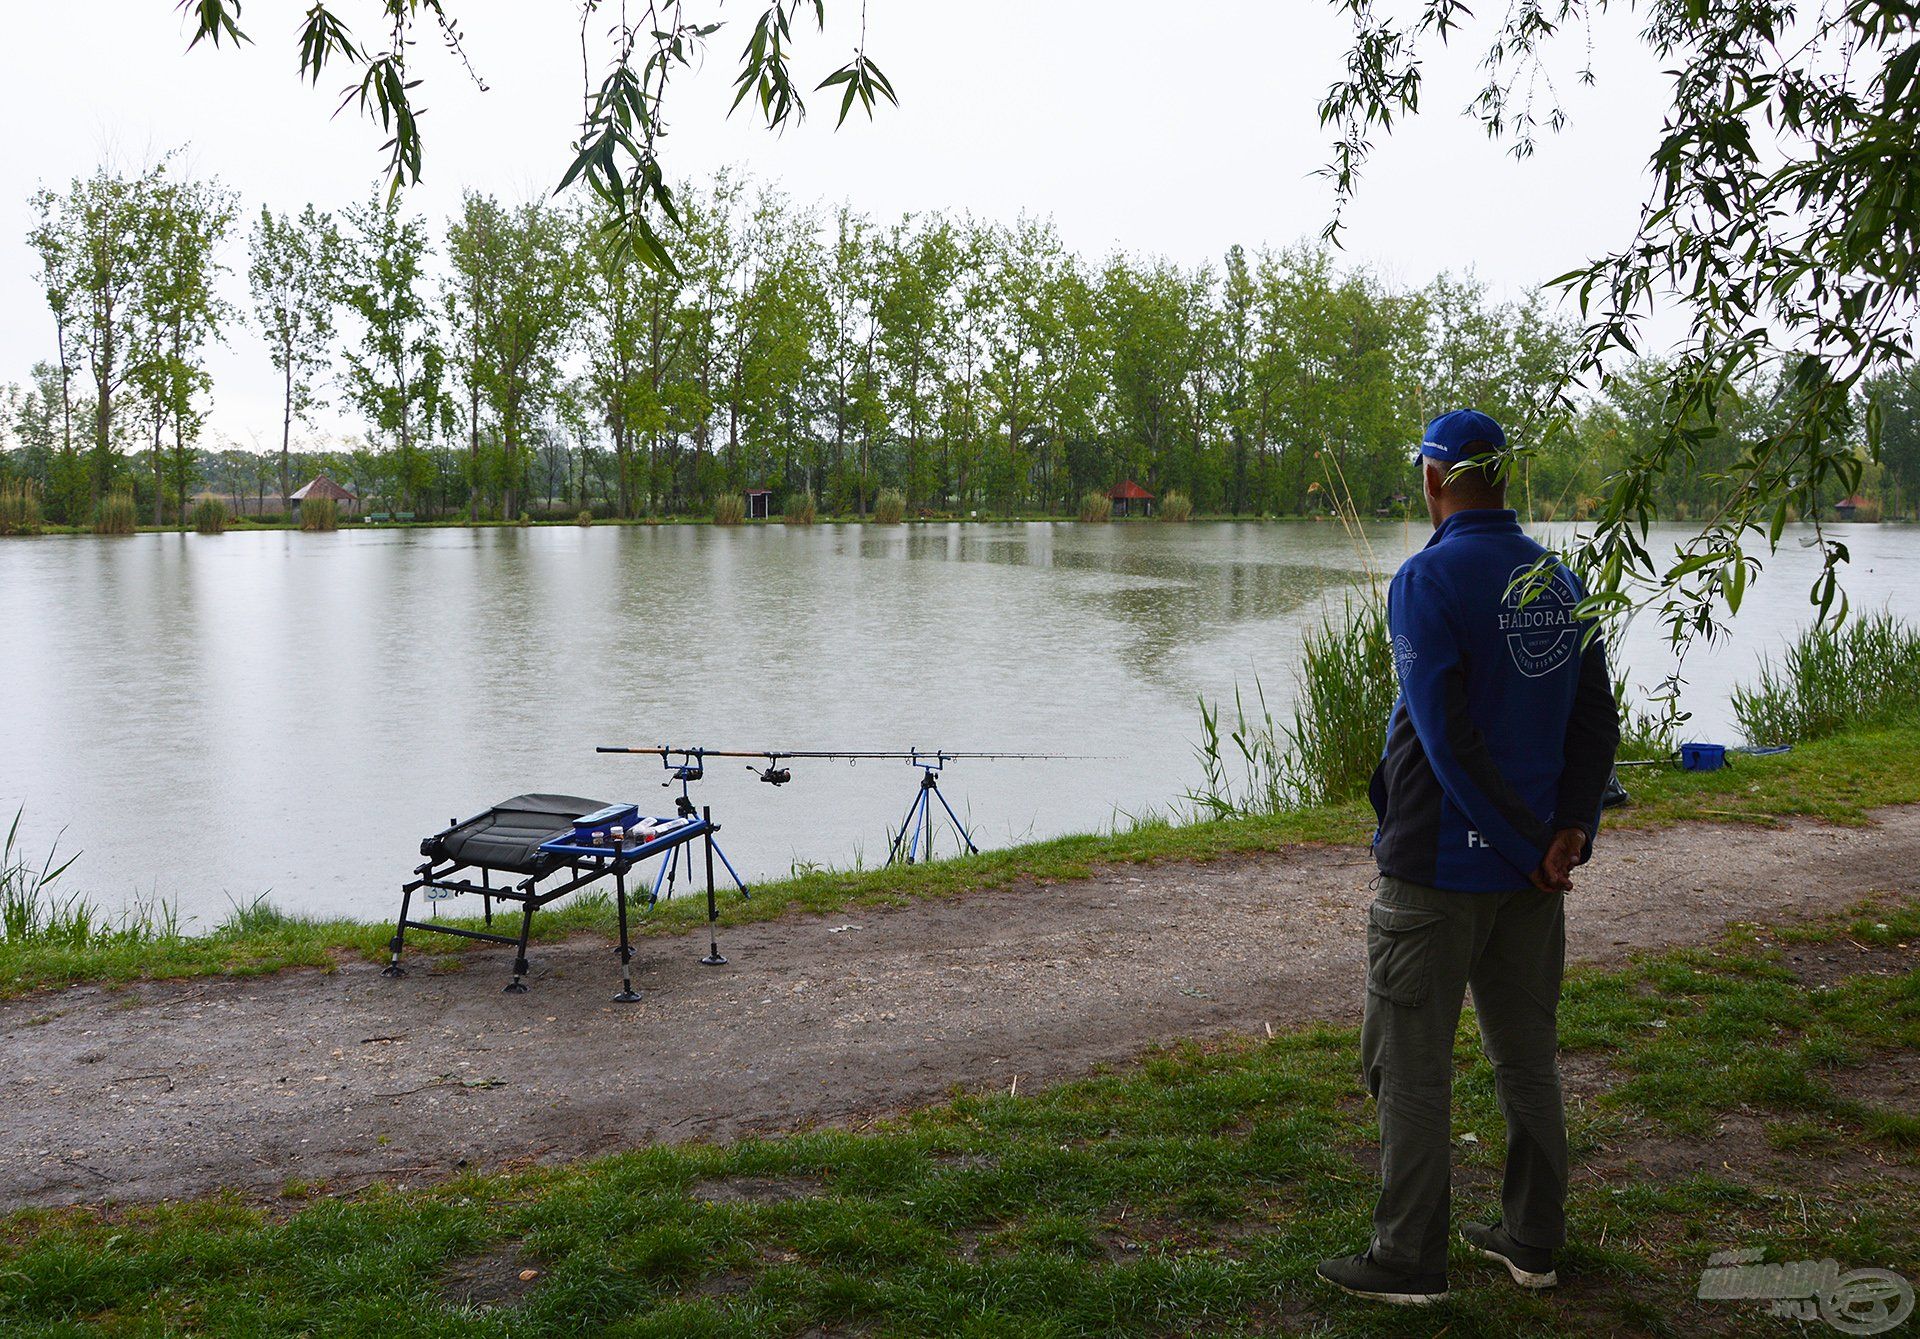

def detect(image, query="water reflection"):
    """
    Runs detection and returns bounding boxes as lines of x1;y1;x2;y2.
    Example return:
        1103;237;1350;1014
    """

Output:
0;519;1912;925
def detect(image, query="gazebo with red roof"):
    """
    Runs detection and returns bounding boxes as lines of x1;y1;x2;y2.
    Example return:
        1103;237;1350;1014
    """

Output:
289;474;357;510
1833;493;1870;520
1107;479;1155;518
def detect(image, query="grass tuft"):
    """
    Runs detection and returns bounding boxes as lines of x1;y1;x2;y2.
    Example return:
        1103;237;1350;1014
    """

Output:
299;497;338;532
1158;489;1193;522
784;491;817;525
1732;612;1920;746
0;480;43;535
712;494;746;526
1078;490;1112;523
91;487;136;536
191;497;229;534
872;489;906;524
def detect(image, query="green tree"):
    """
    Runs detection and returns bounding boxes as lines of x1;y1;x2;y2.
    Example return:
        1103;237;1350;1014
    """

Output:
339;190;437;512
28;163;167;501
248;204;342;506
131;172;238;525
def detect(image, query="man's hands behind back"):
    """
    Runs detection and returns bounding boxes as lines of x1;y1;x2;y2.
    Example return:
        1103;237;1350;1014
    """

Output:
1530;828;1587;894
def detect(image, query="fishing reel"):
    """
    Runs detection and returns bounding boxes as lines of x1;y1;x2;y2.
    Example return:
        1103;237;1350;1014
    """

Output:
750;763;793;786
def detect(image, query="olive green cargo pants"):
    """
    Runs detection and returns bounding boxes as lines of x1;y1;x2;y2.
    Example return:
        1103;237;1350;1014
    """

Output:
1360;875;1568;1275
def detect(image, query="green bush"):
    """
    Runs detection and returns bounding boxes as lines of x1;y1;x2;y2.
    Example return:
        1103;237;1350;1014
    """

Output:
1732;613;1920;746
299;497;338;532
1079;491;1113;522
92;488;137;536
872;489;906;524
712;493;746;526
191;498;229;535
0;481;43;536
1159;490;1193;522
576;509;594;526
785;490;817;525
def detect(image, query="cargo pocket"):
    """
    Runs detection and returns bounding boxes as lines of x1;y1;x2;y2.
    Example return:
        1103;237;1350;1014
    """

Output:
1366;901;1447;1007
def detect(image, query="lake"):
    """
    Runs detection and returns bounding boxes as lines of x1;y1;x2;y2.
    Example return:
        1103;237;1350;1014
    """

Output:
3;519;1915;928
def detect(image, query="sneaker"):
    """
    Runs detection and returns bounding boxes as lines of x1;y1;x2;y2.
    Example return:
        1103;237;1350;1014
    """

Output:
1462;1221;1558;1289
1316;1247;1449;1305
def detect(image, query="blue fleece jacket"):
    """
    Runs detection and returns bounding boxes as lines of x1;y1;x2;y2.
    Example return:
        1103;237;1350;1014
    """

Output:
1368;509;1621;892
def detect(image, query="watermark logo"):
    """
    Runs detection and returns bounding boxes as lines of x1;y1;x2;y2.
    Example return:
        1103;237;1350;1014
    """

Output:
1698;1248;1914;1334
1499;564;1579;678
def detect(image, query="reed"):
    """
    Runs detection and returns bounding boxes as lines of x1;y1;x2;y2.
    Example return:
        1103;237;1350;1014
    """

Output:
576;509;593;526
712;493;747;526
1079;490;1113;522
1187;587;1395;817
1732;613;1920;746
299;497;338;532
1157;489;1193;522
872;489;906;524
785;490;817;525
92;487;137;536
191;498;229;534
0;480;43;535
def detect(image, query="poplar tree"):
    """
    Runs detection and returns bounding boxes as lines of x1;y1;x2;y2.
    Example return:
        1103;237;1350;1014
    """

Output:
248;204;341;507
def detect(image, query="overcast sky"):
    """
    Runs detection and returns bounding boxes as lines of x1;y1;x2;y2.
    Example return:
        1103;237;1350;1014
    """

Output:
0;1;1674;447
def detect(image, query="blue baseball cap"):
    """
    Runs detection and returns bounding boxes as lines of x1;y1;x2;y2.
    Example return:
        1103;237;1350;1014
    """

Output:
1419;409;1506;464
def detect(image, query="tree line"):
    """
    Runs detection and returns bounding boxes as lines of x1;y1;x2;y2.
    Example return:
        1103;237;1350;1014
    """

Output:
4;158;1916;527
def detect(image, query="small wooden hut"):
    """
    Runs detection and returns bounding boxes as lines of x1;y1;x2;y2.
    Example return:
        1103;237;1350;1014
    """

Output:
290;475;358;514
745;489;773;520
1833;494;1869;520
1107;479;1155;518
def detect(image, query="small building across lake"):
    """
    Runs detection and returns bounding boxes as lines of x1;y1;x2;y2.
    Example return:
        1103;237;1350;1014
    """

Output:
745;489;773;520
290;475;358;515
1108;479;1155;518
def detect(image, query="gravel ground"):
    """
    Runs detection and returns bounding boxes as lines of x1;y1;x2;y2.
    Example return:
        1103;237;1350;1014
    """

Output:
4;808;1915;1209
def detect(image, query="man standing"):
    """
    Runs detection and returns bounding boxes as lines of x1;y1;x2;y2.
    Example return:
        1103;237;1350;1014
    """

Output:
1317;409;1621;1306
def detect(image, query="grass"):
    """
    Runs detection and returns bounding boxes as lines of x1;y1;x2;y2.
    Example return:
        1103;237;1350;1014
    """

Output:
299;497;338;532
712;494;746;526
1079;490;1113;522
784;490;817;525
1159;489;1194;522
5;896;1919;1336
91;488;136;536
1732;611;1920;746
191;497;229;534
873;488;906;524
1187;588;1395;816
4;719;1918;1002
0;479;42;535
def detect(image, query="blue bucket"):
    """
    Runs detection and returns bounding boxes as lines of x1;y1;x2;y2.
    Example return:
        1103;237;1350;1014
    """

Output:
1680;742;1728;772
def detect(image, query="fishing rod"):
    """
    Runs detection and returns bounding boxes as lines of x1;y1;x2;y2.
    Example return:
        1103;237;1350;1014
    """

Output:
595;744;1095;786
595;744;1100;864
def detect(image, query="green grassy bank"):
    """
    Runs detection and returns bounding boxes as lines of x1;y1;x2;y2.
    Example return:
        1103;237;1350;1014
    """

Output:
4;719;1918;1002
5;891;1918;1335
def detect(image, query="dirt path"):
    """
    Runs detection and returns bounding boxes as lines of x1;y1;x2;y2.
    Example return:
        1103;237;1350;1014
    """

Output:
6;809;1918;1209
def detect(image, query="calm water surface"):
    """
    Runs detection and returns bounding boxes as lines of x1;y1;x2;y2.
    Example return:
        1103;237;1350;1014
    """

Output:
2;520;1915;926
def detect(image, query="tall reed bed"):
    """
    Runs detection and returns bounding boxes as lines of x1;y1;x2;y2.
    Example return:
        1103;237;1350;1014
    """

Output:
1079;491;1113;522
1188;587;1395;817
299;497;338;532
192;498;229;534
0;480;43;535
712;493;746;526
872;489;906;524
1158;489;1193;522
784;490;817;525
1732;612;1920;745
93;487;137;535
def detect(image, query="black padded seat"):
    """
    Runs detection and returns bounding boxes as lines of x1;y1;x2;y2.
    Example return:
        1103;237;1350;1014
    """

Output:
421;793;610;875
